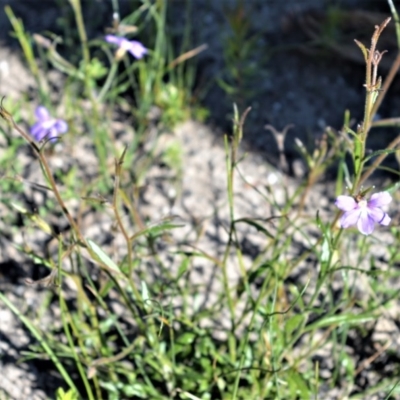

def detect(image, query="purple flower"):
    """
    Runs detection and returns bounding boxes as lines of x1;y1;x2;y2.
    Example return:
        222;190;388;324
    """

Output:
30;106;68;142
335;191;392;235
105;35;147;59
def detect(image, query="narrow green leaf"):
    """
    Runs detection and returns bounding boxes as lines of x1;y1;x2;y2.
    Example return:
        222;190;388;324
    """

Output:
287;370;310;399
354;39;368;62
285;314;304;336
178;332;196;345
216;77;238;95
353;136;363;177
130;222;184;242
363;148;397;163
306;312;375;331
233;218;274;238
87;239;120;272
385;180;400;194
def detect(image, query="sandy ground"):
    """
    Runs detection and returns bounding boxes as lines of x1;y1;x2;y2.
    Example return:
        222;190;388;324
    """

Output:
1;1;400;398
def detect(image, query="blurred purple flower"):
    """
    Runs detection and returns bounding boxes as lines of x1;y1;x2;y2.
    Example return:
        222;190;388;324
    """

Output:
105;35;147;59
335;191;392;235
30;106;68;142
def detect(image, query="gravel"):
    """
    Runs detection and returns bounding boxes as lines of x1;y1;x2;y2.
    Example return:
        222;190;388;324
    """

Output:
1;1;400;398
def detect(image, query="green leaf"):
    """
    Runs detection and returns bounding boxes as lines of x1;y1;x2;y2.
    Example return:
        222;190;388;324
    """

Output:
233;218;274;238
141;280;150;303
287;370;310;399
363;148;398;163
130;221;184;242
236;262;273;297
178;332;196;345
11;202;53;235
285;314;304;336
216;77;238;95
341;352;355;377
354;39;368;62
385;180;400;194
141;280;153;312
87;239;120;272
321;236;330;263
353;136;363;177
86;58;107;79
336;156;351;197
176;257;190;280
56;388;79;400
305;312;375;331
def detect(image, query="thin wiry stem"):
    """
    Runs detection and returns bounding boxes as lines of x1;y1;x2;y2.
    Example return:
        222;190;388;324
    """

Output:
359;135;400;185
0;100;84;244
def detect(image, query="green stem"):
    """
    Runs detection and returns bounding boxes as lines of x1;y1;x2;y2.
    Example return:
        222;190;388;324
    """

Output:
98;60;119;102
69;0;90;67
221;135;237;329
5;112;84;243
0;291;80;396
60;295;95;400
232;273;272;399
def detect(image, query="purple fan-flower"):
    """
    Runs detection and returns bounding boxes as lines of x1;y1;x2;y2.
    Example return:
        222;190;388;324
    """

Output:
30;106;68;142
335;191;392;235
105;35;147;59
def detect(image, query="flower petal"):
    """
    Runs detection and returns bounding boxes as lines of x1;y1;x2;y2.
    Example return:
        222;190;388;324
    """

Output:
105;35;124;46
339;209;361;228
54;119;68;134
368;191;392;208
335;195;357;212
379;213;391;226
367;207;386;224
357;212;375;235
35;106;50;121
126;40;147;59
47;127;60;141
30;122;47;141
41;119;57;130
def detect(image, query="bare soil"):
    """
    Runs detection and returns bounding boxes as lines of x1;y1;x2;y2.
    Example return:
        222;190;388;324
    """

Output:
1;1;400;399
